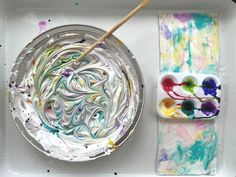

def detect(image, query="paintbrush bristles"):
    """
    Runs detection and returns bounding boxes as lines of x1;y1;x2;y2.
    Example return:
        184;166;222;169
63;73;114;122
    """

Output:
75;0;151;63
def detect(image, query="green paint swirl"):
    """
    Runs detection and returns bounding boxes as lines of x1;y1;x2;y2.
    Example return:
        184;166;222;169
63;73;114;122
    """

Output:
193;13;213;30
170;129;217;173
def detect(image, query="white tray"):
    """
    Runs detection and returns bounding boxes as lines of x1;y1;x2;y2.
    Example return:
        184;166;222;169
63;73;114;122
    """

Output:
0;0;235;176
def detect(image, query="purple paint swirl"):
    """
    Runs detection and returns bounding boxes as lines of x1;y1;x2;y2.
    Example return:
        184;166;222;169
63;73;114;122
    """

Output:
174;13;193;23
159;149;168;162
62;69;73;77
163;25;172;40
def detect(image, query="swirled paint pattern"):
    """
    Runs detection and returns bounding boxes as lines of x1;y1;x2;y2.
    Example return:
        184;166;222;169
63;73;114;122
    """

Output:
8;25;143;161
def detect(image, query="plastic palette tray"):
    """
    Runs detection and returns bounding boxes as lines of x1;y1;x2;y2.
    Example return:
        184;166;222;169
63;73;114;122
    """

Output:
0;0;235;177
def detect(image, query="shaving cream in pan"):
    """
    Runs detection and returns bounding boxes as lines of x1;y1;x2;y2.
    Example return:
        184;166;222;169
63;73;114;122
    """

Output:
8;25;144;161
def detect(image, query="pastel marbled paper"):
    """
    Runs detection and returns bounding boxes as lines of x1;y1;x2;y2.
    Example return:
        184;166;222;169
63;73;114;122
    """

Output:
157;13;220;175
157;120;217;175
159;13;219;74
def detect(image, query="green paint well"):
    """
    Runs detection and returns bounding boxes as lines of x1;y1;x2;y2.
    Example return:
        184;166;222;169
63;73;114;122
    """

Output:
181;100;195;117
193;13;213;30
182;78;196;93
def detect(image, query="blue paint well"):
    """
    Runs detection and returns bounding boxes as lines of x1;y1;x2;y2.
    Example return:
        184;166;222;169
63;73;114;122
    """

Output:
202;78;217;96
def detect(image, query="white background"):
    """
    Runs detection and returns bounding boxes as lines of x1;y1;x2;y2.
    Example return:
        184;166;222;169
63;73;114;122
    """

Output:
0;0;236;176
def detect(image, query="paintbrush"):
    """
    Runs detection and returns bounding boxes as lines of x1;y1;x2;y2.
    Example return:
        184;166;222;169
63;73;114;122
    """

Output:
76;0;151;63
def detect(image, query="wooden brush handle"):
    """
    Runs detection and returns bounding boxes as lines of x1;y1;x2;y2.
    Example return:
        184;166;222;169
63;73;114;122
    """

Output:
76;0;151;63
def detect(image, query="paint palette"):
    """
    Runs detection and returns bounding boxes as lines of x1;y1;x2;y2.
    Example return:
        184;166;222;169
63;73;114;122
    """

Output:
157;73;221;119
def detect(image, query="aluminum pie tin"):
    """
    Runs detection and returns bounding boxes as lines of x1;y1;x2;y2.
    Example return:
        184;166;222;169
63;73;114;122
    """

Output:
8;25;144;161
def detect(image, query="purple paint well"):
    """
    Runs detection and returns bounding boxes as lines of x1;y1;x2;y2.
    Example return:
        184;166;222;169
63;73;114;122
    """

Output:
201;102;217;117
